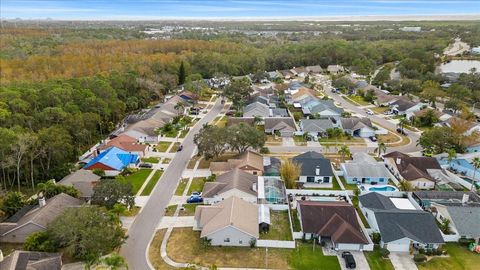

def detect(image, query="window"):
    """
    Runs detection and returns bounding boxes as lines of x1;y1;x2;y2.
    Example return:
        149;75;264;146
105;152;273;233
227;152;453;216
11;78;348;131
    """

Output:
239;240;243;244
306;176;315;182
253;171;257;175
224;238;230;243
323;177;330;183
379;178;384;182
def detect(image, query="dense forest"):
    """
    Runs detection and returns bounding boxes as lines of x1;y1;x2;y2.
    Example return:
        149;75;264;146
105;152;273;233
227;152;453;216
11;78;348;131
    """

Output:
0;21;479;192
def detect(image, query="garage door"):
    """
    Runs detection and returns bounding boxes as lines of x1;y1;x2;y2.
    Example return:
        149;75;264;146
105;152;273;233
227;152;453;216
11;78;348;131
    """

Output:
387;243;410;252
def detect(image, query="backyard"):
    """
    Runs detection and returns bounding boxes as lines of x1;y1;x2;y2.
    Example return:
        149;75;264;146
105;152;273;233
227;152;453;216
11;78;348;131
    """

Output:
417;244;480;270
364;248;395;270
259;211;292;241
125;169;153;193
165;228;341;270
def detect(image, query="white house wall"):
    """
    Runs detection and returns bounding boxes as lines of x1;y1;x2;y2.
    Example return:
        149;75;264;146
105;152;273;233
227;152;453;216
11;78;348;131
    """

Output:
206;226;256;247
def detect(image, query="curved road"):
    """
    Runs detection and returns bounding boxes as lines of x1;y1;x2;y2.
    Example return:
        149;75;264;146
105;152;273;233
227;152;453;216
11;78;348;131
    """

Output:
120;99;223;269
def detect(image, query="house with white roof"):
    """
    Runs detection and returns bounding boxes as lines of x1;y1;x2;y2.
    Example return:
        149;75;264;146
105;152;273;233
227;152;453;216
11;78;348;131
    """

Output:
341;153;391;185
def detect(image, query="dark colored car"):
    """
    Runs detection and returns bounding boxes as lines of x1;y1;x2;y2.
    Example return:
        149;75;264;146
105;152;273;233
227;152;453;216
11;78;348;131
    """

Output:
187;196;203;203
225;110;236;116
342;252;356;269
139;163;153;168
396;128;408;136
177;145;183;152
369;136;377;142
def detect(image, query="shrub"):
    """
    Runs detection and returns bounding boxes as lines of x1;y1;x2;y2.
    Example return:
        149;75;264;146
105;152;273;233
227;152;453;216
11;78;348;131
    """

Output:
371;232;381;244
425;249;433;256
260;146;270;154
92;168;106;177
120;167;136;176
380;248;390;258
249;238;256;248
206;174;216;182
458;237;475;246
418;248;425;254
413;254;427;263
23;231;57;252
435;249;443;256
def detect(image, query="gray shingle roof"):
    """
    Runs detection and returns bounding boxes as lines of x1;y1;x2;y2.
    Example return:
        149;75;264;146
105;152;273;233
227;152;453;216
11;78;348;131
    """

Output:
0;251;62;270
301;119;335;133
342;163;390;179
243;102;270;117
293;151;334;177
264;117;296;131
359;192;397;211
58;169;101;198
309;100;344;115
271;108;289;117
446;206;480;237
340;117;373;131
202;169;257;198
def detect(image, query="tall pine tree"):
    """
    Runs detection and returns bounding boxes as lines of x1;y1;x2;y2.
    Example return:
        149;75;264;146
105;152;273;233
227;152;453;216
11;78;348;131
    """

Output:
178;61;186;85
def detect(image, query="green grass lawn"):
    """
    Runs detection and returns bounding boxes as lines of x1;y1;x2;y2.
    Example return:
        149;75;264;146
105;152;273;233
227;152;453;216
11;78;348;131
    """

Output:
289;242;341;270
141;157;160;163
417;244;480;270
371;106;390;114
141;170;163;196
175;178;189;195
290;209;302;232
125;169;152;193
259;211;292;240
163;129;179;138
155;141;172;152
364;248;395;270
164;203;199;216
346;95;370;106
318;136;365;144
293;135;307;146
168;142;181;153
162;158;171;164
187;177;207;195
215;116;228;127
339;176;359;190
179;128;189;138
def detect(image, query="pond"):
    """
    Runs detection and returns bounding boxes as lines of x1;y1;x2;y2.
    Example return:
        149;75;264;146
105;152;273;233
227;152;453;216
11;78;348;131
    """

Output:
439;60;480;74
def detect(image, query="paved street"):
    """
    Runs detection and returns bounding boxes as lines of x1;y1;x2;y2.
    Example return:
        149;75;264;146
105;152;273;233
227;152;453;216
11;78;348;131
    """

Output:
120;99;223;270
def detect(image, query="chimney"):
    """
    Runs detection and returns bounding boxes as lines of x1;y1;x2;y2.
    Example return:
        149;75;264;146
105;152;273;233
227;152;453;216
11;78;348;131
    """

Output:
315;166;320;176
396;158;401;165
39;196;46;208
462;194;469;205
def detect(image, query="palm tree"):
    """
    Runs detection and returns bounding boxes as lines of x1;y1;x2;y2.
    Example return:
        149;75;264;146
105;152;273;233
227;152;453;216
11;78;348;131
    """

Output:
471;157;480;191
338;145;351;162
446;148;457;166
375;142;387;158
398;117;409;134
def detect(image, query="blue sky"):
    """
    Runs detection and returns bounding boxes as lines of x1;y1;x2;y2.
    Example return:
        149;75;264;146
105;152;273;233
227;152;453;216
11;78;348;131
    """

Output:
1;0;479;20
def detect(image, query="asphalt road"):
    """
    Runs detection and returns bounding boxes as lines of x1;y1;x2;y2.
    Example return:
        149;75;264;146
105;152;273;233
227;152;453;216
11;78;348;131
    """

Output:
120;99;223;270
324;87;422;153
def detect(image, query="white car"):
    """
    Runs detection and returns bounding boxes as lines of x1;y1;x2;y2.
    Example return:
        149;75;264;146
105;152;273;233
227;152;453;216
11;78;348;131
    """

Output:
366;109;374;115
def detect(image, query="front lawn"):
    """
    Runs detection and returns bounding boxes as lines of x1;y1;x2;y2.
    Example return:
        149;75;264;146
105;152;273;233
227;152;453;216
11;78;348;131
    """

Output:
371;106;390;114
215;116;228;127
187;177;207;195
162;158;171;164
346;95;370;106
288;242;341;270
179;128;189;138
164;203;199;216
364;248;395;270
259;211;292;240
174;178;189;195
125;169;152;193
155;141;172;152
141;157;160;163
168;142;181;152
141;170;163;196
149;229;176;270
187;156;210;169
293;135;307;146
417;244;480;270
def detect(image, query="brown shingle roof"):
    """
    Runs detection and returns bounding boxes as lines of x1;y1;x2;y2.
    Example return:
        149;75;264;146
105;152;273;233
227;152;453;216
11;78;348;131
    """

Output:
202;169;257;198
99;134;147;153
298;201;368;244
210;151;264;173
384;152;441;181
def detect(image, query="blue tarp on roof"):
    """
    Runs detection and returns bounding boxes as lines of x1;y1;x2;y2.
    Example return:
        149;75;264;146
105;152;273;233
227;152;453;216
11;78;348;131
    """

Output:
84;147;139;171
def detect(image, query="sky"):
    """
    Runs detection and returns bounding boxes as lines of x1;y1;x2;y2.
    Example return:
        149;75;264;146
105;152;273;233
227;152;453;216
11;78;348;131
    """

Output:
1;0;480;20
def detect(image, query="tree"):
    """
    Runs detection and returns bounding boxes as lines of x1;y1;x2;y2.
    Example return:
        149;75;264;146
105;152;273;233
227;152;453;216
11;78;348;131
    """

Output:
23;231;57;252
227;123;265;153
174;102;185;114
417;109;439;127
399;180;413;191
91;178;135;209
471;157;480;191
0;191;26;217
418;127;456;154
37;179;79;199
47;206;126;262
439;218;451;234
375;142;387;158
222;78;252;109
178;61;186;85
446;148;457;165
398;117;409;134
11;132;35;191
338;145;351;162
100;253;128;270
194;125;227;160
279;159;300;189
420;80;444;107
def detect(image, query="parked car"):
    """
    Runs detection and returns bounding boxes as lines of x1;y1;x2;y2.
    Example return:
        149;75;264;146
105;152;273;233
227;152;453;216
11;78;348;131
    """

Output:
177;145;183;152
396;128;408;136
187;196;203;203
369;136;377;142
191;191;202;196
342;252;356;269
366;109;374;115
139;163;153;168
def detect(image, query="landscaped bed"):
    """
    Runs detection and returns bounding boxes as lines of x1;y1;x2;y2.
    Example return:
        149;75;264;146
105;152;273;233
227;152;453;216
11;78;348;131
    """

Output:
125;169;152;193
141;170;163;196
259;211;292;241
165;228;340;270
364;248;395;270
417;243;480;270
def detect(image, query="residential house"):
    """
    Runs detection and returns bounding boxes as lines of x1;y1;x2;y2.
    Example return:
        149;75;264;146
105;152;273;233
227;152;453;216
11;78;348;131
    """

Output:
340;117;376;138
293;151;334;186
383;151;444;189
0;193;82;243
390;99;425;118
341;153;391;185
58;169;101;200
227;117;255;127
413;108;451;122
291;67;307;78
98;134;147;157
374;93;408;107
327;65;345;74
202;169;258;204
297;201;369;250
0;251;62;270
448;153;480;184
299;98;344;119
466;141;480;153
436;117;480;136
194;196;259;247
243;102;270;118
210;151;264;176
267;71;281;80
306;65;323;74
264;157;281;176
299;118;336;140
280;70;295;80
359;192;444;252
412;191;480;210
179;91;199;103
264;117;296;137
83;146;139;176
288;87;315;104
271;108;289;117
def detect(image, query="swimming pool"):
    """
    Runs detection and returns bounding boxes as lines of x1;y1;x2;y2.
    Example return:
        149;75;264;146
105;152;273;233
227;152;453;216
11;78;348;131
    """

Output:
361;185;398;192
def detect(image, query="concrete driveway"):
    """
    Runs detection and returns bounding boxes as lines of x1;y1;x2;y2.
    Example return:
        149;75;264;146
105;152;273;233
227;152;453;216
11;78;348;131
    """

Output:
337;251;370;270
390;252;418;270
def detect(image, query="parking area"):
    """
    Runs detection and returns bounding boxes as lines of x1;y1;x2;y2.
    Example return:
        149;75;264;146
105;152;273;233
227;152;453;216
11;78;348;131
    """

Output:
336;251;370;270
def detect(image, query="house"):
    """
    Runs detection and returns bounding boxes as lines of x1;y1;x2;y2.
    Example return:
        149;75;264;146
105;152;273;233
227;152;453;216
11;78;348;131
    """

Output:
466;141;480;153
300;98;344;119
297;201;369;250
179;91;199;103
83;147;139;176
374;93;408;107
0;251;62;270
436;117;480;136
58;169;101;200
280;70;295;80
383;151;443;190
210;151;264;176
288;87;316;104
390;99;425;118
448;153;480;187
341;153;391;185
227;117;255;127
291;67;307;78
413;108;451;122
264;117;296;137
98;134;147;157
267;71;281;80
202;169;258;204
359;192;444;252
0;193;82;243
340;117;376;138
264;156;281;176
327;65;345;74
293;151;334;186
299;118;336;139
194;196;259;247
306;65;323;74
412;191;480;210
271;108;289;117
243;102;270;118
